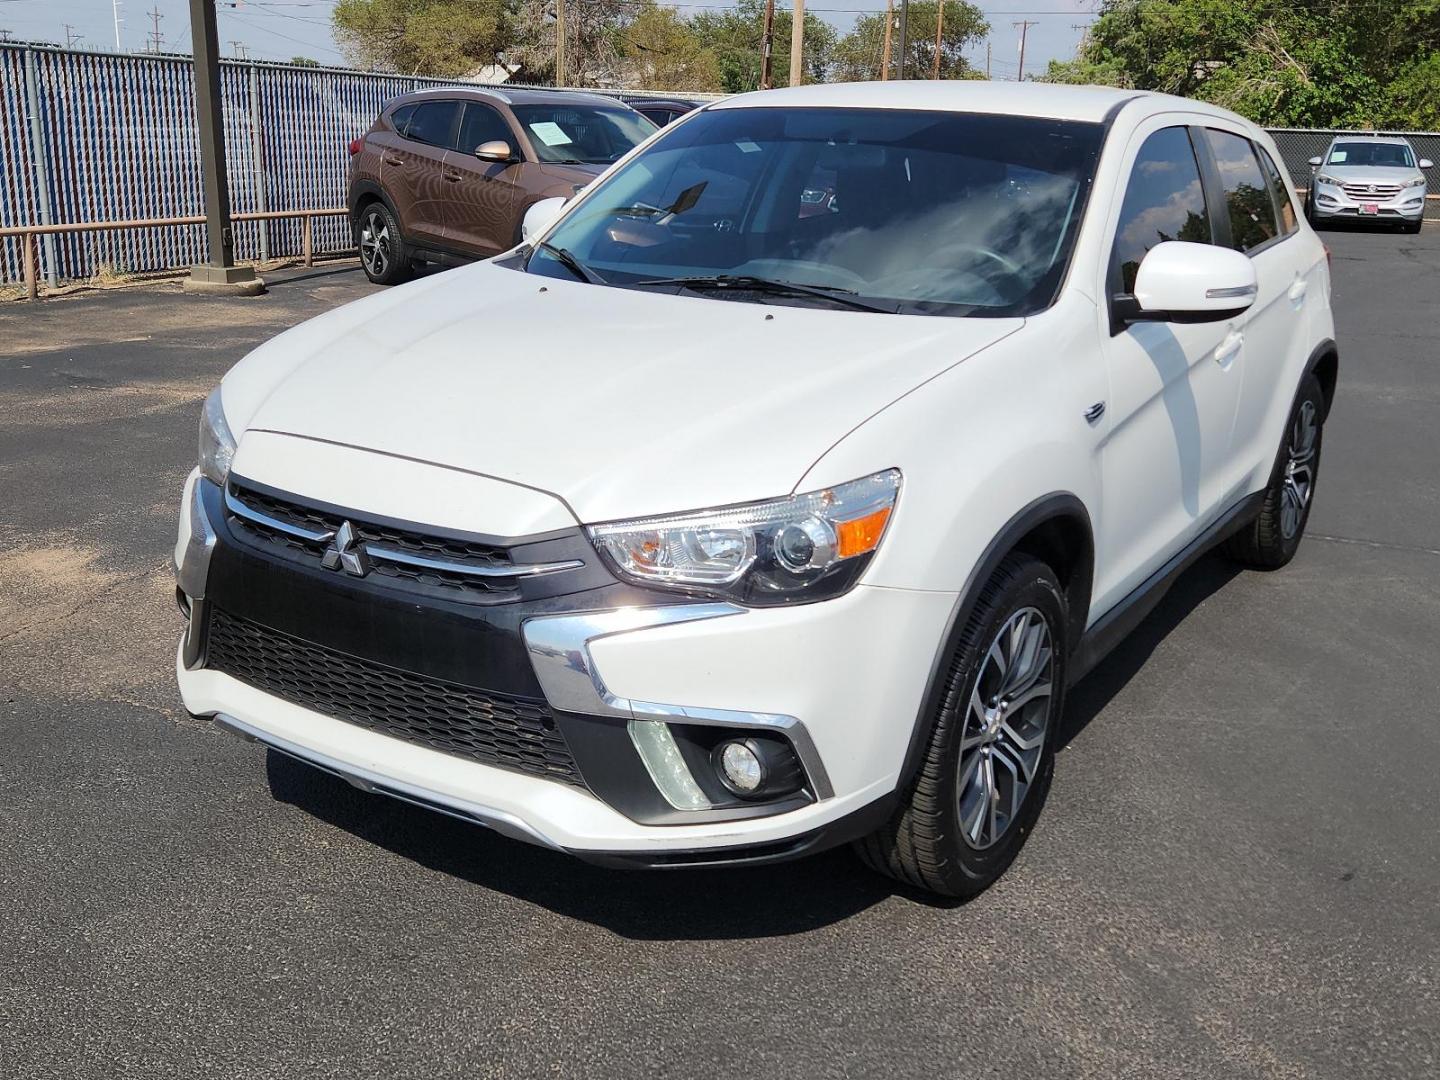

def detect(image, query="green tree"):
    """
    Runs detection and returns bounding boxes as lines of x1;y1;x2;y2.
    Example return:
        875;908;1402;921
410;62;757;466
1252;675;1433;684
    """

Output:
831;0;988;82
288;56;321;68
690;0;837;93
332;0;510;76
621;2;720;91
1043;0;1440;128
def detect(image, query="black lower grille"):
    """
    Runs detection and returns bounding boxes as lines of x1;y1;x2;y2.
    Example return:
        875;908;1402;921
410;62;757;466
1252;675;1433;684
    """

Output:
206;608;583;788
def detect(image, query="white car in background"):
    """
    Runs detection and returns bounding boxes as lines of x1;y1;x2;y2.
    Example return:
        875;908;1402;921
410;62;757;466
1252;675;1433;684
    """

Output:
1306;135;1432;232
176;82;1337;899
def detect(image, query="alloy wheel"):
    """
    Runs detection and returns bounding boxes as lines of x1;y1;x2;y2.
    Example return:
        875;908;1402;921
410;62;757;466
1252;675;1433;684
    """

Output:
360;211;390;278
957;607;1054;850
1280;399;1318;539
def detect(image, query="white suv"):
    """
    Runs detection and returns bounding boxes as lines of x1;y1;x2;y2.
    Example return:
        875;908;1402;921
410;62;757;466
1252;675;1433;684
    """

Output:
1306;134;1432;232
176;82;1336;899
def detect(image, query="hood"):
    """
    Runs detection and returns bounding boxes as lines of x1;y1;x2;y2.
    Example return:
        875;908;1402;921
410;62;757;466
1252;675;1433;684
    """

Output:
536;161;605;184
222;261;1021;525
1318;164;1424;184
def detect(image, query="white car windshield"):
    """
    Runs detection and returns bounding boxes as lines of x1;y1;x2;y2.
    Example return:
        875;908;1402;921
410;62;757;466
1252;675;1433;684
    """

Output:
524;107;1105;317
1328;142;1416;168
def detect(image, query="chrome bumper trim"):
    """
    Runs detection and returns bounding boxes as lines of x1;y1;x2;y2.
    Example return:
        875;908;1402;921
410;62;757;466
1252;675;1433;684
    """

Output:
211;711;564;851
522;606;835;800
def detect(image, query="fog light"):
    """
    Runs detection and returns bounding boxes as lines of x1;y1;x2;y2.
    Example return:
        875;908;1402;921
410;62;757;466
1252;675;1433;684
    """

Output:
717;739;765;794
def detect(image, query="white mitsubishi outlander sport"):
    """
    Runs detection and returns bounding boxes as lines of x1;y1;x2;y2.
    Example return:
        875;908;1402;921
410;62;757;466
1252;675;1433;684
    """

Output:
176;82;1336;899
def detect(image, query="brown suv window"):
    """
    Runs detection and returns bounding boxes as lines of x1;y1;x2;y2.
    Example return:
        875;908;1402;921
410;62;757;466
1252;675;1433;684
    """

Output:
406;101;459;148
456;102;513;154
389;103;417;136
1203;129;1281;253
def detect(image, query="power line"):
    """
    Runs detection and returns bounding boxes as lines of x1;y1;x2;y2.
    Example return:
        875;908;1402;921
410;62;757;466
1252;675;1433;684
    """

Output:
145;4;163;53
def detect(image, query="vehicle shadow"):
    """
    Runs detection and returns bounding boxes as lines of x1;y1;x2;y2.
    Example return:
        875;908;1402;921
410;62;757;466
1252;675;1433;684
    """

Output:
264;553;1245;938
1058;552;1243;749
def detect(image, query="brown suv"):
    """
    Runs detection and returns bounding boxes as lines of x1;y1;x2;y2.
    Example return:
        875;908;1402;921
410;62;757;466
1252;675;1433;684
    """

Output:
347;87;656;285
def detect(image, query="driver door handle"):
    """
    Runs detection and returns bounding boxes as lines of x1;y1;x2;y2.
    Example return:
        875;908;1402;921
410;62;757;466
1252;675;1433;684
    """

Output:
383;154;404;167
1214;329;1243;368
443;169;463;182
1288;277;1309;303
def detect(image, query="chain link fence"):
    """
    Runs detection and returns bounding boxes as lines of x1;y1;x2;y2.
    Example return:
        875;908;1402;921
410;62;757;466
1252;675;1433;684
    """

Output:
1267;128;1440;222
1;44;1434;287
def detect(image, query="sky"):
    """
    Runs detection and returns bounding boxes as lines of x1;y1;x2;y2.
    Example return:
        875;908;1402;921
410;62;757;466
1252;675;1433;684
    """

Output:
0;0;1098;81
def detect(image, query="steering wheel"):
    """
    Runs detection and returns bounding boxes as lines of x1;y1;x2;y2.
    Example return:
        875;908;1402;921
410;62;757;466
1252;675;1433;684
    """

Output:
870;241;1028;301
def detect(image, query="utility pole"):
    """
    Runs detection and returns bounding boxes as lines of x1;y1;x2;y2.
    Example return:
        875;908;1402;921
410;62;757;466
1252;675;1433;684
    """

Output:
789;0;805;88
881;0;893;81
932;0;944;79
897;0;909;79
0;30;13;44
64;24;84;48
112;0;123;51
1071;22;1091;56
759;0;775;89
986;39;991;79
229;39;248;60
185;0;263;295
146;5;163;53
555;0;566;86
1013;19;1037;81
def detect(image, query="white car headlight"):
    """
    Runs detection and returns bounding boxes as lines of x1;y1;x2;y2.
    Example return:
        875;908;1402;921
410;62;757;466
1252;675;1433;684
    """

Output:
1402;176;1427;188
1315;174;1342;187
198;386;237;487
589;469;901;606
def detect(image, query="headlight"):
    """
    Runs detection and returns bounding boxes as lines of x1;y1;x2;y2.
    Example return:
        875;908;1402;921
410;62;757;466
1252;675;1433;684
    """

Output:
589;469;901;606
198;386;237;487
1402;176;1427;188
1315;174;1342;187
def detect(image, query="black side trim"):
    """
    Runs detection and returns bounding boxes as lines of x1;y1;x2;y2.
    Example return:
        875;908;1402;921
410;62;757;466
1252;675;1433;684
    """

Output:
1068;490;1265;683
896;493;1094;790
1303;337;1339;419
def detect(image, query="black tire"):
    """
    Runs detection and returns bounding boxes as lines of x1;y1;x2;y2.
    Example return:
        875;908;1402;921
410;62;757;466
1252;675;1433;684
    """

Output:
356;201;414;286
855;555;1068;899
1223;372;1325;570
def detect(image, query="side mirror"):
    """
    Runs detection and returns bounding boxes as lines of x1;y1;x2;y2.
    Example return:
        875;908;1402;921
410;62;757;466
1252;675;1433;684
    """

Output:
1308;155;1323;168
475;140;514;163
1420;158;1434;169
521;196;568;243
1116;241;1258;325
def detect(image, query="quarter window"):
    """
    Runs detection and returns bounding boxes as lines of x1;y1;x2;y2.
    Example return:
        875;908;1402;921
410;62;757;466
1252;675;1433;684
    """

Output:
1203;129;1281;252
1111;126;1212;294
389;103;417;136
406;100;459;148
1257;144;1298;235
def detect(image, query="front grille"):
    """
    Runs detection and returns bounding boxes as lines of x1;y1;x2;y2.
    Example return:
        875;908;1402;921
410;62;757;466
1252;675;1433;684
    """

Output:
1342;182;1402;200
227;481;525;601
206;608;584;787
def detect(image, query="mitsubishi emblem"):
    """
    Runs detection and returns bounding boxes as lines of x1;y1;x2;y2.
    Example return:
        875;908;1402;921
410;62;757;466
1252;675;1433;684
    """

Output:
320;520;371;576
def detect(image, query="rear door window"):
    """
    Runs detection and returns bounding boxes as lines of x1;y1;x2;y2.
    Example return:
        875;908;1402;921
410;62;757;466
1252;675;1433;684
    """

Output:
1110;126;1212;293
1256;145;1298;236
406;101;460;148
1203;129;1281;253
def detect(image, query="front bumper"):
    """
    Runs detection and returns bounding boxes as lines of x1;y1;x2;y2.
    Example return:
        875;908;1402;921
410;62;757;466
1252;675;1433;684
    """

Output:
1311;185;1427;220
175;470;954;859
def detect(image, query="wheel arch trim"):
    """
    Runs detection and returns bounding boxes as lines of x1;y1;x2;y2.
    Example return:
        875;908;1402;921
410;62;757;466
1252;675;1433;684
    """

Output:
349;181;404;241
895;492;1093;791
1304;337;1339;420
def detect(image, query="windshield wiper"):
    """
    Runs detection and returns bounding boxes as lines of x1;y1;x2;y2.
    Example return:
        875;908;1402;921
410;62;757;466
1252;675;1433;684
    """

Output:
634;274;898;314
536;240;606;285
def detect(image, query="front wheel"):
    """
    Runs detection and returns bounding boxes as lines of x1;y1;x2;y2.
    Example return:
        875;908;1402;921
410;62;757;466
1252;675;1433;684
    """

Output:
1223;371;1325;569
855;555;1067;899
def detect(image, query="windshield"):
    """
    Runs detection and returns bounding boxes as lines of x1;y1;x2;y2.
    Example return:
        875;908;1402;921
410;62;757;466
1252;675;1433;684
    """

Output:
511;103;656;165
1328;141;1416;168
523;107;1105;317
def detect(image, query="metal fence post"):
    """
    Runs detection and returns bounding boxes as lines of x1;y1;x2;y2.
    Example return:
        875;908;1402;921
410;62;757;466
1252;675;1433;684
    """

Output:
302;213;313;267
21;48;60;289
248;61;269;262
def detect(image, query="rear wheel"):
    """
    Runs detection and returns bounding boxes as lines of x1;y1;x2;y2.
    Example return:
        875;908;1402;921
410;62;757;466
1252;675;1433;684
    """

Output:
855;555;1067;899
357;202;413;286
1223;372;1324;569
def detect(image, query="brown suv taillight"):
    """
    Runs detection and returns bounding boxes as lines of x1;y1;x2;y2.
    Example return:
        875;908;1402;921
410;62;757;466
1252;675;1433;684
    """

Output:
348;137;363;157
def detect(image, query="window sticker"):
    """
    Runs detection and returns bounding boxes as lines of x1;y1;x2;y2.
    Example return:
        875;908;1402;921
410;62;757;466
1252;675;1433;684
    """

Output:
1329;150;1347;163
735;140;762;153
530;121;574;146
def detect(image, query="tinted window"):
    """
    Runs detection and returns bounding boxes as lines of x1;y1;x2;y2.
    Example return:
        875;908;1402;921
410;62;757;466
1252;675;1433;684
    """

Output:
510;103;655;165
457;102;513;153
389;103;416;136
1204;129;1280;252
1257;144;1298;235
406;100;459;148
1328;141;1415;167
529;107;1105;317
1111;126;1211;293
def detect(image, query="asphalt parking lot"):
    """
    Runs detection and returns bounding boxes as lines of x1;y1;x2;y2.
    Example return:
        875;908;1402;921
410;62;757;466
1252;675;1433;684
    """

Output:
3;228;1438;1079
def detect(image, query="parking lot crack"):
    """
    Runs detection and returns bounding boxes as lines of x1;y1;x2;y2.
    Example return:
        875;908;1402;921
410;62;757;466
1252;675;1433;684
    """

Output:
1309;533;1440;558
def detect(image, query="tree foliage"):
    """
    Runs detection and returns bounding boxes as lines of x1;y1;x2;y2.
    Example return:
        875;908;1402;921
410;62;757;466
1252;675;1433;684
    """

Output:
831;1;988;83
1044;0;1440;128
332;0;510;77
689;0;838;93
